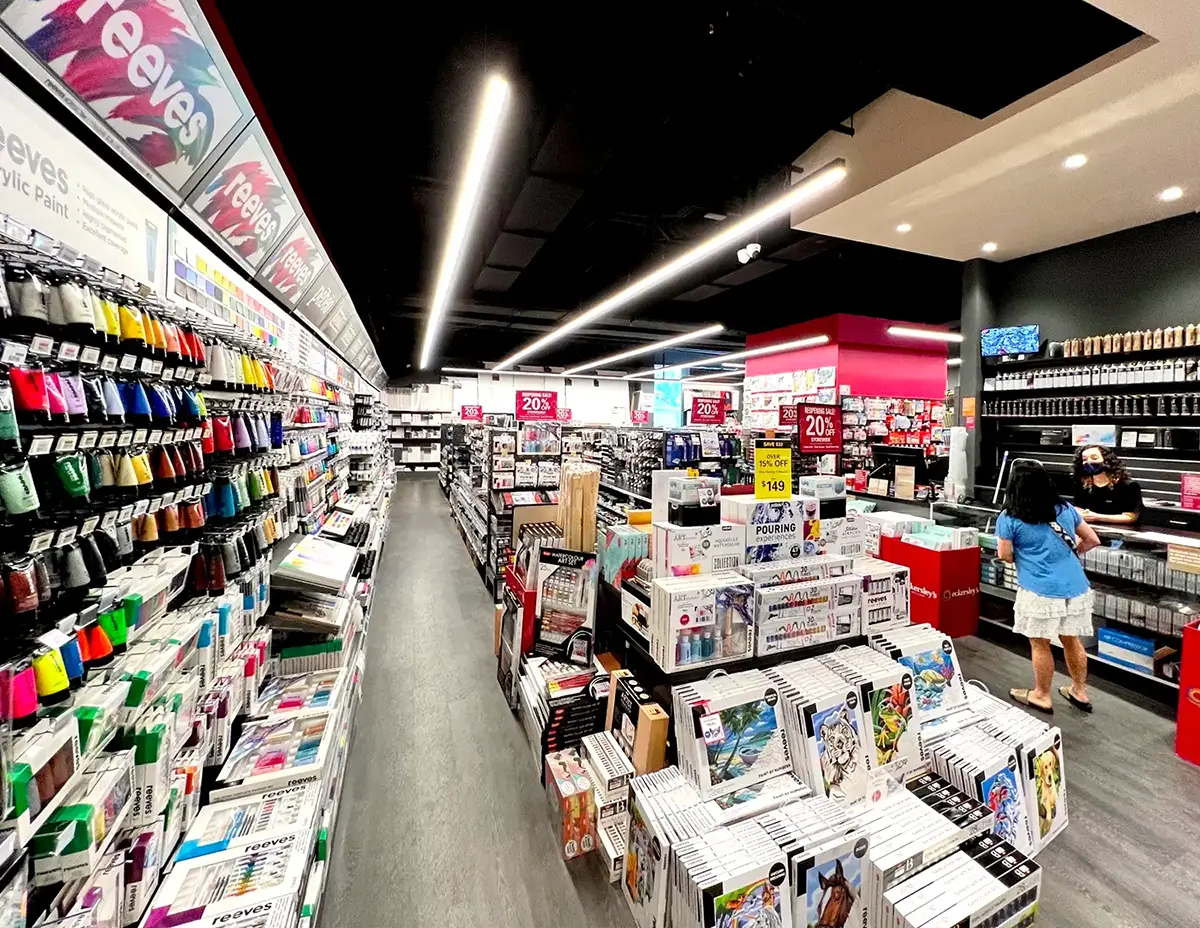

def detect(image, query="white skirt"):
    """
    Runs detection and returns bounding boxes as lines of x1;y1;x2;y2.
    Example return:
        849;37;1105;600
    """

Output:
1013;588;1095;639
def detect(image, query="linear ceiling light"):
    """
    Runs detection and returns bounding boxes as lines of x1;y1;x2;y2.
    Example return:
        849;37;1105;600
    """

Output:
887;325;964;344
492;159;848;370
560;324;726;375
441;367;658;384
946;358;962;367
624;334;829;379
679;370;744;386
419;74;511;370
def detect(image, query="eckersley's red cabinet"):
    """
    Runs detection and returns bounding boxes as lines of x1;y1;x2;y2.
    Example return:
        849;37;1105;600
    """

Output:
879;537;981;637
1176;619;1200;766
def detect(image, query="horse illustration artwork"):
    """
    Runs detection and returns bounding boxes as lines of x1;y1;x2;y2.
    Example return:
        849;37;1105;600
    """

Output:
815;860;855;928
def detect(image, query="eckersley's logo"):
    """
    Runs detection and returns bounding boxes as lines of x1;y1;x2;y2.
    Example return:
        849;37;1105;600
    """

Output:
943;586;977;600
912;584;937;600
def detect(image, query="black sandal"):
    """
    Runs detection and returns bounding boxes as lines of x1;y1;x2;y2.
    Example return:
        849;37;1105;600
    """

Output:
1009;688;1054;714
1059;685;1093;712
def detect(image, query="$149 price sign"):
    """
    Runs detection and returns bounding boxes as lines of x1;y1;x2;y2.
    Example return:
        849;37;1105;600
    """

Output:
515;390;558;421
797;404;842;454
755;439;792;500
691;395;725;425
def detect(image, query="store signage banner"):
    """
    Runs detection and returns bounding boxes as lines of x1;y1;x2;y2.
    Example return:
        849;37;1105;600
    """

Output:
797;403;842;453
0;70;168;291
691;395;725;425
295;265;348;327
256;218;326;306
461;405;483;422
556;407;572;422
631;409;650;424
189;124;298;269
755;440;791;500
0;0;247;193
778;404;798;426
1183;474;1200;511
515;390;557;421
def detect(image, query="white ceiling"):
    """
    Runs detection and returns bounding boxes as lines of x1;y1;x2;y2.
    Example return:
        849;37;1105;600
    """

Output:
790;1;1200;262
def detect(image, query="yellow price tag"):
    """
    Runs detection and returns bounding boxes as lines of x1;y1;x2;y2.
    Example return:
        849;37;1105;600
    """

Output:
755;439;791;499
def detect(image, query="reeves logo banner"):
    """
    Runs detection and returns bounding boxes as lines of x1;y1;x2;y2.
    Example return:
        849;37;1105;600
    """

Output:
257;218;326;305
1;0;246;191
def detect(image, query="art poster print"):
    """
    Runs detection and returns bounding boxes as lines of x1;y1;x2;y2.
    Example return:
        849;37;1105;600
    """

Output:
2;0;246;190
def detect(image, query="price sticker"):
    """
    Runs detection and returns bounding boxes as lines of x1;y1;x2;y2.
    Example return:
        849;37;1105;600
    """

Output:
100;510;118;530
183;368;196;381
81;256;102;276
117;504;134;521
132;499;149;517
148;430;162;445
152;360;163;375
56;341;80;362
139;356;156;374
27;435;54;456
54;433;78;452
203;482;213;496
80;516;100;536
190;428;201;440
55;526;78;548
117;430;133;447
162;367;175;381
119;354;137;371
78;430;98;449
5;218;30;242
198;373;212;384
146;497;162;514
37;629;72;651
100;355;118;372
0;342;27;365
28;531;55;554
31;230;57;255
162;491;176;506
98;431;118;448
133;429;148;445
700;713;727;746
56;243;80;266
79;346;101;365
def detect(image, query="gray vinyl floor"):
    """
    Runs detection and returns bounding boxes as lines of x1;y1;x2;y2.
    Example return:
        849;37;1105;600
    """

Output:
322;475;1200;928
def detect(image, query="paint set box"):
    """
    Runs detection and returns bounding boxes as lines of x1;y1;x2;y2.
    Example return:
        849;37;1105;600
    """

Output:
212;713;334;801
531;549;598;665
544;748;596;860
737;554;853;588
853;558;911;633
671;671;791;801
868;625;969;722
719;496;807;563
251;668;348;722
649;572;755;672
753;575;861;655
652;521;745;577
175;782;324;863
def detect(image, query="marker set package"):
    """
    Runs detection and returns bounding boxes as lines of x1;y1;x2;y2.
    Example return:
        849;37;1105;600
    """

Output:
964;690;1068;854
754;575;861;655
670;819;794;928
175;782;323;862
673;672;791;800
882;832;1040;928
869;626;969;722
212;713;333;801
650;572;755;672
252;668;346;721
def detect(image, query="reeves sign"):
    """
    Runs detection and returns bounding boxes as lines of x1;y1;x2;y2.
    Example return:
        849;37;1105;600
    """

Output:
257;219;326;305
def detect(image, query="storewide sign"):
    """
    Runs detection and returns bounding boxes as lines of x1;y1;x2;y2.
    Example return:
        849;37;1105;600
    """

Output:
691;395;725;425
631;409;650;424
461;405;483;422
797;404;842;454
515;390;557;421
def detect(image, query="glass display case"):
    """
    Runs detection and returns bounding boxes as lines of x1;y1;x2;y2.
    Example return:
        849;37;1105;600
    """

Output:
933;500;1185;701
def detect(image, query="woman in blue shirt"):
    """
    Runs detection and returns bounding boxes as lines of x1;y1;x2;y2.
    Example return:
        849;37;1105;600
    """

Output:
997;462;1101;713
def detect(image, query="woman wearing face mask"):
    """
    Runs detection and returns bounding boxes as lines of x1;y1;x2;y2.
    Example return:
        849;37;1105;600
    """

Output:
1073;446;1142;524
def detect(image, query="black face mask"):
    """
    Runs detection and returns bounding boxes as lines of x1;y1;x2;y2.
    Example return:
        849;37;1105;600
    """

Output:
1081;463;1105;476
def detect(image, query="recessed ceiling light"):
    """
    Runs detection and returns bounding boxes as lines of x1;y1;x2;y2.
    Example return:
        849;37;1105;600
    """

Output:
946;358;961;367
1063;154;1088;170
1160;186;1184;202
703;212;727;221
896;223;912;234
981;242;998;254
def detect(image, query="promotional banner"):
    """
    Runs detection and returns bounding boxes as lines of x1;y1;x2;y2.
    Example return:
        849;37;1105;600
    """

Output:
755;440;791;500
797;404;842;453
556;407;572;422
631;409;650;424
0;0;248;193
515;390;557;421
189;124;298;268
295;264;348;328
779;404;798;426
691;395;725;425
461;405;483;422
0;70;169;291
256;218;327;306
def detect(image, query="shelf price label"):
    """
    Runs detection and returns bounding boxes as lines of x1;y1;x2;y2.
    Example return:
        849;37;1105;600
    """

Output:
631;409;650;425
797;403;842;454
755;439;792;500
515;390;557;421
691;396;725;425
460;404;483;422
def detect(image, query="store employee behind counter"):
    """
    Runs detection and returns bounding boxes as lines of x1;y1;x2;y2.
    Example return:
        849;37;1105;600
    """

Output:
1073;445;1142;524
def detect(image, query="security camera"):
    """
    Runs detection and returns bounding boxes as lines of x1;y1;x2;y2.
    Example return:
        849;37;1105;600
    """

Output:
736;243;762;264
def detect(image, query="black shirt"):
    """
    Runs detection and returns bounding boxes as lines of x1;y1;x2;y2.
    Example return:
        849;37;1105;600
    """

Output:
1074;479;1143;516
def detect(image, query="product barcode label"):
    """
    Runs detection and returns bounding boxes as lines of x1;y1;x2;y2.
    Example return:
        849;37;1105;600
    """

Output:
79;431;98;450
100;355;118;372
98;431;117;448
120;354;137;371
29;335;53;356
57;341;80;362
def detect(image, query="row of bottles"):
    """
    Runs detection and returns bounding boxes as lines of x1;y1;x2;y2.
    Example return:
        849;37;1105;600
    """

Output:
987;357;1200;391
1063;325;1197;357
985;393;1200;417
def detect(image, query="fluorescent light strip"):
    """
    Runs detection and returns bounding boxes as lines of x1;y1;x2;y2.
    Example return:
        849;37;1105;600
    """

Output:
679;370;744;386
624;334;829;379
441;367;659;384
560;324;726;375
419;75;511;370
946;358;962;367
887;325;964;344
492;159;848;370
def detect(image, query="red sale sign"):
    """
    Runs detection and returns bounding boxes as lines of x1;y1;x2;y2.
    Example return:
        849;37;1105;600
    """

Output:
556;408;572;422
691;396;725;425
1183;473;1200;510
460;405;483;422
797;404;842;453
515;390;558;421
631;409;650;424
779;405;798;426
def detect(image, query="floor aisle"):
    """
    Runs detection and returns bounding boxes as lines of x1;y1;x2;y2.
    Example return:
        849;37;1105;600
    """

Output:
323;475;631;928
322;475;1200;928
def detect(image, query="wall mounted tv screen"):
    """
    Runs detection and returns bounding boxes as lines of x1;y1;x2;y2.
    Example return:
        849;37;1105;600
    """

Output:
981;324;1040;357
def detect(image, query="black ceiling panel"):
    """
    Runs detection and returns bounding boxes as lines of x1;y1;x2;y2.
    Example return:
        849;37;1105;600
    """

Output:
486;232;545;269
711;260;788;287
673;284;728;303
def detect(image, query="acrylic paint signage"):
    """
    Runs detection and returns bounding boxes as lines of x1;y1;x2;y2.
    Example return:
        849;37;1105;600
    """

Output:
189;125;298;268
515;390;557;421
256;218;326;306
0;70;169;290
797;404;842;454
691;395;725;425
461;405;483;422
0;0;247;193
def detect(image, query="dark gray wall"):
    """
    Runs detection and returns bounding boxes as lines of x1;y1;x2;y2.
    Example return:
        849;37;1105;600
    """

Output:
991;212;1200;336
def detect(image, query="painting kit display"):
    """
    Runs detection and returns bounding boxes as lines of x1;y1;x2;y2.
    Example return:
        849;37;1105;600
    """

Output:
649;572;755;672
212;713;334;801
753;574;861;655
671;671;791;800
176;782;323;862
868;625;969;722
652;521;745;578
